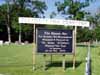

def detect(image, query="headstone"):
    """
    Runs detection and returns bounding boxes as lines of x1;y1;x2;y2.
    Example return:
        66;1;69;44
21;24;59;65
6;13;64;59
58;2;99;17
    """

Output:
24;41;29;45
4;41;10;45
0;40;3;46
21;43;25;45
15;41;19;45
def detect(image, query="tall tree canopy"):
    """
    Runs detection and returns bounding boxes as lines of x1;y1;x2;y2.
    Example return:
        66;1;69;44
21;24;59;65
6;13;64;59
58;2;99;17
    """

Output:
55;0;95;42
0;0;47;42
55;0;93;20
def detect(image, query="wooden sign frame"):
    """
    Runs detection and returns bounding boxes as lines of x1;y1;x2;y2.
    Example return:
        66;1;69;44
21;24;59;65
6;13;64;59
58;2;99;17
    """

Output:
18;17;89;70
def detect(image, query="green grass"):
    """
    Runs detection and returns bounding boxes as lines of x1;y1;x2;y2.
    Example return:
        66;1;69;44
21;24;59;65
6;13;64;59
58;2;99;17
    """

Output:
0;44;99;75
91;45;100;75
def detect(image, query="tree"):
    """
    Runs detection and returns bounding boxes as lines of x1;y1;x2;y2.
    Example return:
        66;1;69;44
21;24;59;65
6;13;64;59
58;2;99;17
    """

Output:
0;0;47;43
12;0;47;43
55;0;92;20
50;12;56;18
95;26;100;41
93;12;100;41
0;0;12;43
55;0;95;42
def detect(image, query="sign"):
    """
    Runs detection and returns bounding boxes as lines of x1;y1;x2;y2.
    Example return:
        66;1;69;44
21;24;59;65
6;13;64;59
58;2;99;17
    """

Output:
19;17;89;27
36;29;73;53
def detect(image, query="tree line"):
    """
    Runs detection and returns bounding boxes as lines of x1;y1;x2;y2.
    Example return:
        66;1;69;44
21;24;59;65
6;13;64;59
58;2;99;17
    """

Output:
0;0;100;43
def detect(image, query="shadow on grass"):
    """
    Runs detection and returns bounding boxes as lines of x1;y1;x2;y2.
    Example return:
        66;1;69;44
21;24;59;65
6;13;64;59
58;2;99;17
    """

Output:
46;61;82;70
77;44;97;48
0;61;82;71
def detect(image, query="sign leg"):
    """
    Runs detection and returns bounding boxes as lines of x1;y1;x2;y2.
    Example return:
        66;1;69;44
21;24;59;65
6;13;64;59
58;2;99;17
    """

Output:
43;54;46;70
33;43;36;71
73;54;75;70
33;24;36;71
73;26;77;70
50;54;52;64
62;54;65;71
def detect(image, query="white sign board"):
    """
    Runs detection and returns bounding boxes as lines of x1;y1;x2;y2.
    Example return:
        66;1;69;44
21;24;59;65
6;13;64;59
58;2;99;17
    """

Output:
19;17;89;27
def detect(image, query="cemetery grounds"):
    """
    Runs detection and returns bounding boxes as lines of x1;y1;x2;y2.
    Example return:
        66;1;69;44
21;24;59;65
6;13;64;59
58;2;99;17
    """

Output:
0;43;99;75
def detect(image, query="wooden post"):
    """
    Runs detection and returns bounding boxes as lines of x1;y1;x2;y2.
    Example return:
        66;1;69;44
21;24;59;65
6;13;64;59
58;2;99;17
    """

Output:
73;26;77;70
43;54;46;70
62;54;65;71
87;41;91;60
50;54;52;64
33;24;36;71
88;42;90;53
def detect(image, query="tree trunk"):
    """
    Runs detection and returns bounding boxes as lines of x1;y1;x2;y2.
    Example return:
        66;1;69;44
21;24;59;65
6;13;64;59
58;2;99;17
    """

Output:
7;24;11;43
6;0;11;43
18;24;21;44
7;8;11;43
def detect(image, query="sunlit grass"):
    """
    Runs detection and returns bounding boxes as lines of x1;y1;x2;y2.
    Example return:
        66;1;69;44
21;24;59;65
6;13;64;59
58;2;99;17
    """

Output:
0;44;99;75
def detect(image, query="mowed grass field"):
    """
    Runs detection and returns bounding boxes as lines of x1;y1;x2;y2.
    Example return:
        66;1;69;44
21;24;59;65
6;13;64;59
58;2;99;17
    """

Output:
0;44;99;75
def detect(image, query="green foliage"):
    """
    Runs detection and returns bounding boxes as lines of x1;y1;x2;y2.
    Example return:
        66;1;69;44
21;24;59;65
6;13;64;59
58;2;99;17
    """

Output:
32;0;47;14
50;12;56;18
44;25;66;30
94;26;100;41
55;0;96;42
77;28;94;42
0;0;47;42
55;0;92;20
86;12;100;41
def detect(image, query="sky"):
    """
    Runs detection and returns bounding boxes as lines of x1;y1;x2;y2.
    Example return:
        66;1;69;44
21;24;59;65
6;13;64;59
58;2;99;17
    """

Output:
0;0;100;19
0;0;4;5
44;0;100;19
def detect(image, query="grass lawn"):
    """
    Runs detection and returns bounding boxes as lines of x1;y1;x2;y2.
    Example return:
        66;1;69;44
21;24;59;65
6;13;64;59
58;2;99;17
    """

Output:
0;44;99;75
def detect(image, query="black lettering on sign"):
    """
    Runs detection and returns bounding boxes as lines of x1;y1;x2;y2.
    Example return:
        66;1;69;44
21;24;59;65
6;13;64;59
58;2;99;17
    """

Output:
37;29;73;53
